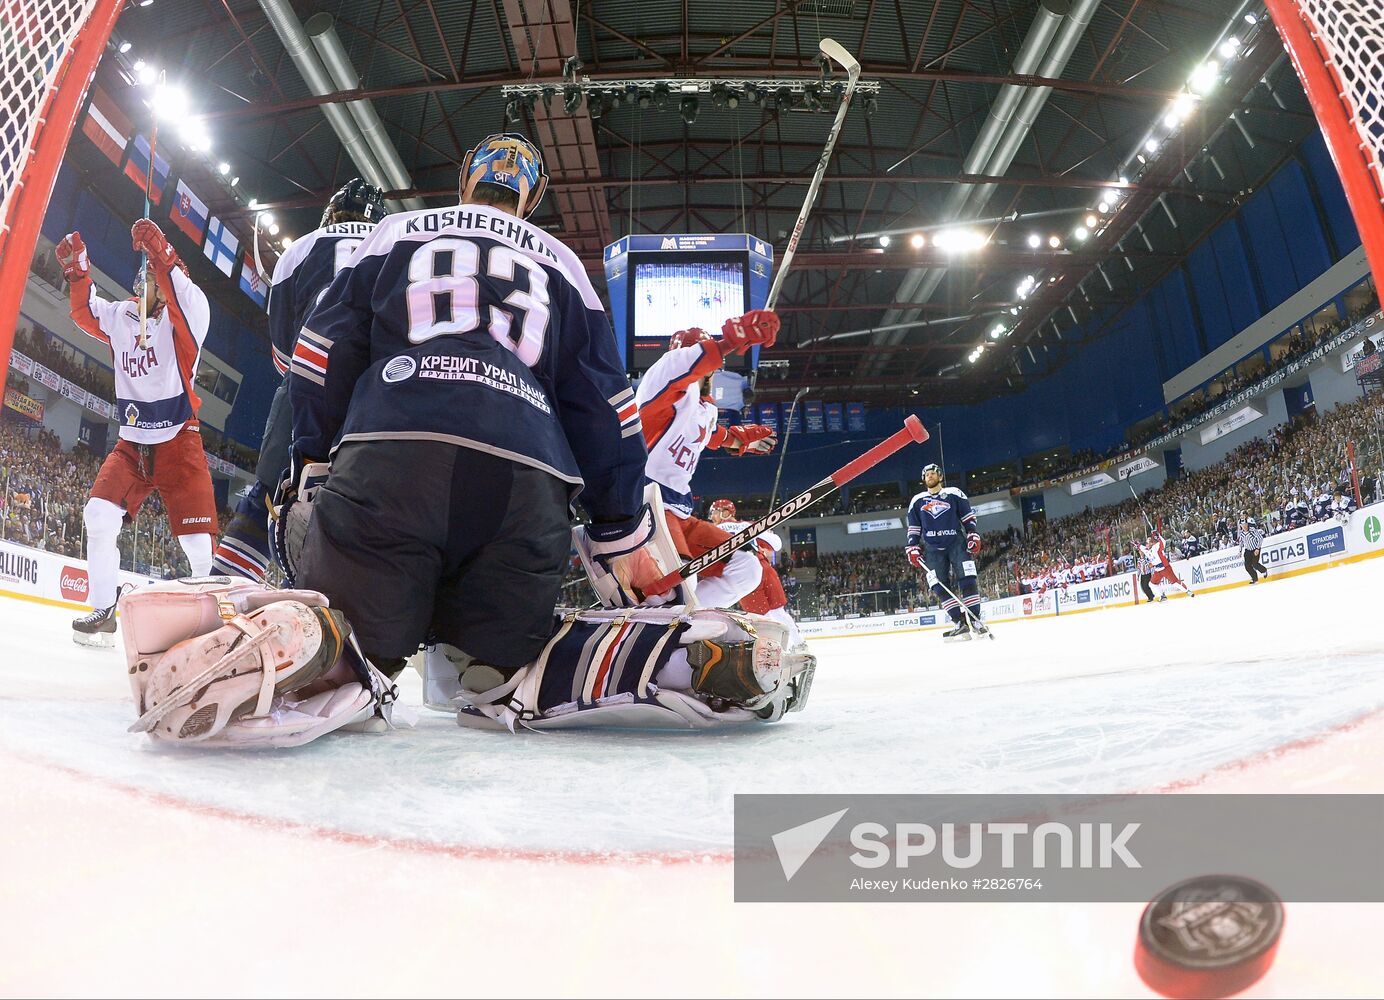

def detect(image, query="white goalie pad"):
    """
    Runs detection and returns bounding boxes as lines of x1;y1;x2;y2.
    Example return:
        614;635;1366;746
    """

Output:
120;578;394;747
422;606;815;732
572;483;693;609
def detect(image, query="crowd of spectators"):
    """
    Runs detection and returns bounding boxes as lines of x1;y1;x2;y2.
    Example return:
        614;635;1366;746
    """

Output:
0;419;236;579
13;324;114;401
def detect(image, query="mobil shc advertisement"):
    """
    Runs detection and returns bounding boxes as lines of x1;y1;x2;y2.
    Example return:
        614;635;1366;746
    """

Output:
797;503;1384;639
0;538;154;607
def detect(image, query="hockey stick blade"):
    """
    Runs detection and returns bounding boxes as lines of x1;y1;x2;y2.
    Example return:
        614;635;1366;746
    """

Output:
641;416;929;597
819;37;861;76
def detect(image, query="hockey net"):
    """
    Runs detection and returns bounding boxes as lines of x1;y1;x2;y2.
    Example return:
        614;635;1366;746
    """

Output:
1265;0;1384;282
0;0;122;392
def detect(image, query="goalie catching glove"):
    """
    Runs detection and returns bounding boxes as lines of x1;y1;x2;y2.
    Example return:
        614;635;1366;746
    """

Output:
269;454;330;586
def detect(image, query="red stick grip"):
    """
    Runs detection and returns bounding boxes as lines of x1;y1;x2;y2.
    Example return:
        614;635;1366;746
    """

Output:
830;416;929;486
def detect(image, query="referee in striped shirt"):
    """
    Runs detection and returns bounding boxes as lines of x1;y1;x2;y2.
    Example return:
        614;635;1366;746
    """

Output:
1240;517;1268;584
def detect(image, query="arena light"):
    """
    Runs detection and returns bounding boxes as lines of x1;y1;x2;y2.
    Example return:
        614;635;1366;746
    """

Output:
909;233;925;249
1143;137;1161;155
248;198;261;210
1243;12;1257;24
281;236;294;249
933;227;985;252
1074;225;1090;241
1027;232;1041;249
136;62;157;86
1219;36;1242;60
217;162;230;175
260;212;274;226
990;327;1003;339
1085;213;1098;228
152;82;188;120
1098;201;1110;214
118;41;131;54
1189;60;1219;96
1048;234;1062;249
878;234;891;248
268;223;280;236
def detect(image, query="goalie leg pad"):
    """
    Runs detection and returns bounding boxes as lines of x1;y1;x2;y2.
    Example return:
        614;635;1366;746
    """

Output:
428;607;815;731
121;579;395;746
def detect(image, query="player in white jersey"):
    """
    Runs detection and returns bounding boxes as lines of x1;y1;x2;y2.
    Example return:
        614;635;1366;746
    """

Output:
708;498;800;646
57;220;216;645
635;322;778;608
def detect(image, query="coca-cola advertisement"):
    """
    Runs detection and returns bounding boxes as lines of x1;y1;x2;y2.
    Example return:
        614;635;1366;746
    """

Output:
60;566;90;603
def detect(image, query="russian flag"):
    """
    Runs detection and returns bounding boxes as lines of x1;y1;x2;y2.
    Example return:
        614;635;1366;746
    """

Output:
80;87;130;167
168;179;208;245
203;215;239;276
122;133;170;204
239;252;269;310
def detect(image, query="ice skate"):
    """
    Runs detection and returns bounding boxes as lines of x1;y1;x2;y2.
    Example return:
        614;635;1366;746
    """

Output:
942;619;970;642
72;604;117;648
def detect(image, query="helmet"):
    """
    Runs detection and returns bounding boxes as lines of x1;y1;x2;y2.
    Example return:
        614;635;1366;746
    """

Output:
133;255;189;297
669;327;712;350
1247;517;1258;527
709;499;737;521
921;463;943;481
321;178;387;228
459;132;549;219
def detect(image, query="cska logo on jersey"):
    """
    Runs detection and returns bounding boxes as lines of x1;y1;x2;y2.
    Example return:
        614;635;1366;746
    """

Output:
920;498;951;518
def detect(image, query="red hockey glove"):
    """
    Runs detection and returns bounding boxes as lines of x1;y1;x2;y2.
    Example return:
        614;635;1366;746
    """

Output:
131;218;179;274
906;545;925;570
721;309;779;354
967;532;982;555
55;232;89;283
722;423;777;456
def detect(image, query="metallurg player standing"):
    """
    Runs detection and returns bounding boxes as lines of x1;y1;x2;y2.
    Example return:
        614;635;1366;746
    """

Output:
905;463;987;639
56;220;216;645
635;323;780;608
212;178;387;582
283;132;671;678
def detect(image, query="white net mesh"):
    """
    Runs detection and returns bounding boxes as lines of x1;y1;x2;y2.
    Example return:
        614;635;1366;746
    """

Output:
0;0;101;236
1293;1;1384;197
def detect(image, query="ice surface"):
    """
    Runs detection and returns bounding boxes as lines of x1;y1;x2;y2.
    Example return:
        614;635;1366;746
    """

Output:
3;557;1383;996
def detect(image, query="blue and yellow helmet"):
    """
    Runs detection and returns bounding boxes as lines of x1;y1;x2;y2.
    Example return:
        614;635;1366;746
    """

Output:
459;132;549;219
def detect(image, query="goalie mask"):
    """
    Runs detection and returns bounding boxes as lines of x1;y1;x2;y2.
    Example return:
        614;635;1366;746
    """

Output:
459;132;549;219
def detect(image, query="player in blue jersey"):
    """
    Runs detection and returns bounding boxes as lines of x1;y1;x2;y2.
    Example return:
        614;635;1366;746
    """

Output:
211;178;386;582
279;133;672;679
905;463;986;639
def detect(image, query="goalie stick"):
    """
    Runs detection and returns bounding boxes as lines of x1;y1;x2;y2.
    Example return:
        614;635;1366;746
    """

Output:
640;414;929;598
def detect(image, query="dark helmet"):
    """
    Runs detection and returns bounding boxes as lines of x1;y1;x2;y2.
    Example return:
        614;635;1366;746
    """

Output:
321;178;387;228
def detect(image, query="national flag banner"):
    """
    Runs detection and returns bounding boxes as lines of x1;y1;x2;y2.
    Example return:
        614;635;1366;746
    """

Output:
122;133;170;204
81;86;131;167
203;215;239;276
239;252;269;309
168;179;209;245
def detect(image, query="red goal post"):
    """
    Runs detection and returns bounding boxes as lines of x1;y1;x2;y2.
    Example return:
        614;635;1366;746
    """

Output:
1264;0;1384;287
0;0;123;398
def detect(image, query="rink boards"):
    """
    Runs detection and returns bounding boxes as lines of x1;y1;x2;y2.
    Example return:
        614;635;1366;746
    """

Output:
0;538;155;610
798;501;1384;640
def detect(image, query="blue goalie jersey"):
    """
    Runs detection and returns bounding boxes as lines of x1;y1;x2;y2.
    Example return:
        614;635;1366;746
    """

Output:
268;221;378;376
289;204;647;522
906;487;978;550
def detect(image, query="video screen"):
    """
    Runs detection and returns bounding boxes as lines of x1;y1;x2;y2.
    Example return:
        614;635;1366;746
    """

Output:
632;260;746;341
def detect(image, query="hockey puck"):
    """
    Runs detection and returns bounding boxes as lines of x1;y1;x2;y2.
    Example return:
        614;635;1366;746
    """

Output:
1134;875;1283;999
